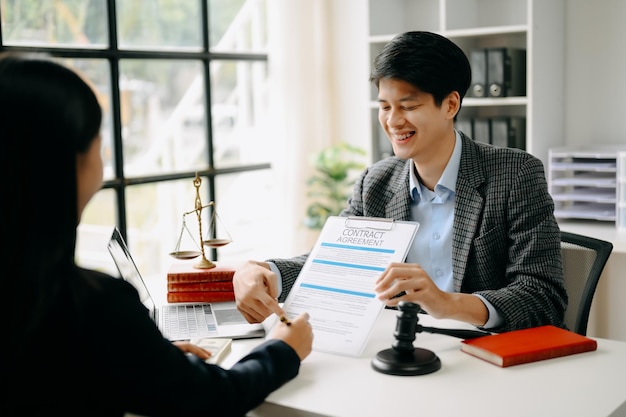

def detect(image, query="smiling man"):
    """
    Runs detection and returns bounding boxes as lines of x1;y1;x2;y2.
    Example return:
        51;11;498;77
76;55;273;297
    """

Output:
233;31;567;334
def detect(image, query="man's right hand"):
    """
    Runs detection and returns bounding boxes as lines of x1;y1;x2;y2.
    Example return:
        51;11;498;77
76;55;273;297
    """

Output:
233;260;284;323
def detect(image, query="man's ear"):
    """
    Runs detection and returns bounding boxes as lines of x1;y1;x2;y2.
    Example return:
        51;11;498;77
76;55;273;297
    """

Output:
444;91;461;120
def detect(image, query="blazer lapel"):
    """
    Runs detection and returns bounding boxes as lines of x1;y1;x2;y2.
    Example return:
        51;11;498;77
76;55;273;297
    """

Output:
453;135;486;290
385;159;413;221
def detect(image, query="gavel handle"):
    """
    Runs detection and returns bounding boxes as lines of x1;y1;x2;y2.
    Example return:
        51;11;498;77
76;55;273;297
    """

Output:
416;324;491;339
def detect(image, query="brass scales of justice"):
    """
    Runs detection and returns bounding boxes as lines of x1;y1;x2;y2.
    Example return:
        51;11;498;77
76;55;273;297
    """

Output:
169;173;232;269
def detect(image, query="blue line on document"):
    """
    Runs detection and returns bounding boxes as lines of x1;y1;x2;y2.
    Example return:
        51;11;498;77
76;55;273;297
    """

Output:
300;283;375;298
320;242;394;253
312;259;385;271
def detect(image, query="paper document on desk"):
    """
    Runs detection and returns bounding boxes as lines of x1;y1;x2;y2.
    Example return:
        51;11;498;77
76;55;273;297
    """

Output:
281;216;419;357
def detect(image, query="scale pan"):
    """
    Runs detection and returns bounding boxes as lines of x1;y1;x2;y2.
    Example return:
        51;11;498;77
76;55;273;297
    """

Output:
169;250;202;260
203;238;232;248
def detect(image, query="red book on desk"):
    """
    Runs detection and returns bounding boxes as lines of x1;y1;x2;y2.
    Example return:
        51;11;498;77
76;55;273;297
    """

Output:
461;325;597;367
167;290;235;303
167;281;234;292
167;262;236;284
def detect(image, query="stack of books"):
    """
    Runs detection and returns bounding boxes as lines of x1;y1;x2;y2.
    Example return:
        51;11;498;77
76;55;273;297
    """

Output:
166;262;236;303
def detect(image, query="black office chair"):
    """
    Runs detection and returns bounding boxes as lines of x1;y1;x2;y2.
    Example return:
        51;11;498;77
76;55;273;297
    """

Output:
560;231;613;336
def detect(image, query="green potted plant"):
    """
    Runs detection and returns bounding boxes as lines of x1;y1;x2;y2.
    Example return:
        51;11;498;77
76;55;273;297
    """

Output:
304;142;367;230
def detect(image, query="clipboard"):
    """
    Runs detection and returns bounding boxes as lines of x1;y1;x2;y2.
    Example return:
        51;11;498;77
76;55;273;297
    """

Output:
280;216;419;357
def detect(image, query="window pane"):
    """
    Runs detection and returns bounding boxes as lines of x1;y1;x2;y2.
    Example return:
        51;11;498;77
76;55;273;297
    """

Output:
216;170;284;261
209;0;267;52
211;59;270;167
4;0;274;283
116;0;202;51
1;0;108;48
119;59;208;177
61;58;115;181
125;179;212;281
76;188;117;273
122;172;284;280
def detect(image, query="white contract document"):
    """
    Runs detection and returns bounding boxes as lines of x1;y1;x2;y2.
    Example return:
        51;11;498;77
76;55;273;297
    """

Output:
281;216;419;357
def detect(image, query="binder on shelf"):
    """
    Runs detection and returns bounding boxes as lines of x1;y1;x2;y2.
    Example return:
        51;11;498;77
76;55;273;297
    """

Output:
468;49;487;98
472;118;491;144
490;117;526;150
509;117;526;150
487;47;526;97
490;117;510;148
455;117;473;138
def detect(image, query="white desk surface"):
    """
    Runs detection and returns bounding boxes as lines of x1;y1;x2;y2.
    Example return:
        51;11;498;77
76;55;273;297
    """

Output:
222;309;626;417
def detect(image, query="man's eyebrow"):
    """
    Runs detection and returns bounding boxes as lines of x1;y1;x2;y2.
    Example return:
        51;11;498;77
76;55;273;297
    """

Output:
377;96;419;103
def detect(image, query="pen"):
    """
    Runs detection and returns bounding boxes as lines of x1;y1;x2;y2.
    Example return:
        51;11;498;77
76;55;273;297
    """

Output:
279;315;292;326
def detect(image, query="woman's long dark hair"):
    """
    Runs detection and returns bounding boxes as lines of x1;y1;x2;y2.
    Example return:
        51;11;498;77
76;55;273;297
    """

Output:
0;52;102;340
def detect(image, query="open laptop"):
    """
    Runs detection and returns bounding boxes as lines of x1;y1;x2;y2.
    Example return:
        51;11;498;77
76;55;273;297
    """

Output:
106;227;265;341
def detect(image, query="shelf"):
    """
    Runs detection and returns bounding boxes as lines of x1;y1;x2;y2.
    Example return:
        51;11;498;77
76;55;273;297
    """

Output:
370;26;528;43
366;0;567;165
551;177;616;187
444;25;528;38
463;97;527;107
370;97;527;109
551;161;616;172
365;0;591;176
555;211;615;222
552;192;616;204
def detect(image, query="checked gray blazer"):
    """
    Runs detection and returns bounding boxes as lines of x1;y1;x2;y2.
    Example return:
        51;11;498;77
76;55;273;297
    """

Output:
270;133;567;332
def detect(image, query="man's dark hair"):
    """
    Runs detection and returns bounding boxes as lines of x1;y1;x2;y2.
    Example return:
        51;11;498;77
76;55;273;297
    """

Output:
370;31;471;112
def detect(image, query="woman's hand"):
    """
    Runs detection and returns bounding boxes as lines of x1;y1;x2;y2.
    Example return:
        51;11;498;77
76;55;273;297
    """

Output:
173;341;212;360
269;312;314;361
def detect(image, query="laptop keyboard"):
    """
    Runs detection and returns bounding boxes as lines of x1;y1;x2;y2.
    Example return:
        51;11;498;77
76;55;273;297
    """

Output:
161;304;217;339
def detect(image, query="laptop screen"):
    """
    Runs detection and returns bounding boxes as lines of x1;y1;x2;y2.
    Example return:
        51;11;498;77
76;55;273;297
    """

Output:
107;227;156;317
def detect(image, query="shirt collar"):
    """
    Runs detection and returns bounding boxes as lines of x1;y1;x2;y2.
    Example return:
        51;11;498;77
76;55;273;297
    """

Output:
410;130;462;201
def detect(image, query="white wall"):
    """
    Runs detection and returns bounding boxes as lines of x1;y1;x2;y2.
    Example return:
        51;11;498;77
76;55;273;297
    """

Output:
327;1;371;155
266;0;370;254
554;0;626;341
587;253;626;341
266;0;337;256
564;0;626;147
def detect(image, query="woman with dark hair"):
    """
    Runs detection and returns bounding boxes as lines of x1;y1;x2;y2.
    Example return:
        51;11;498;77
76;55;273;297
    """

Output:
0;52;313;417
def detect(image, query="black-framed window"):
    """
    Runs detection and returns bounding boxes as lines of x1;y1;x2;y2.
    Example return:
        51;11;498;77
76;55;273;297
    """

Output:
0;0;275;279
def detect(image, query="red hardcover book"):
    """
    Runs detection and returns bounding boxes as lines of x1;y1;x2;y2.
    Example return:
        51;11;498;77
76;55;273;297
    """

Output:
167;281;234;292
167;262;236;284
167;290;235;303
461;325;597;367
